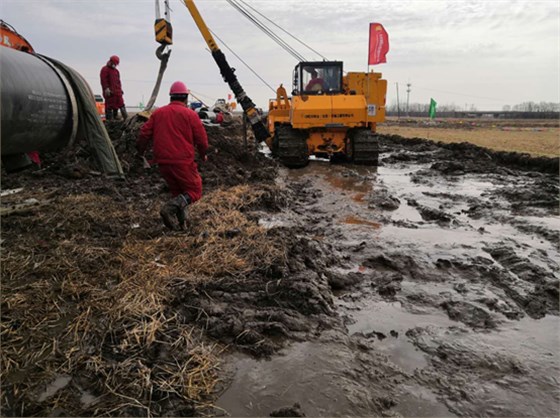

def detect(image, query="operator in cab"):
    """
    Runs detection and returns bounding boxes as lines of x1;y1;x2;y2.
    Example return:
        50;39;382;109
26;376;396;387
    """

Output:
305;69;327;93
136;81;208;231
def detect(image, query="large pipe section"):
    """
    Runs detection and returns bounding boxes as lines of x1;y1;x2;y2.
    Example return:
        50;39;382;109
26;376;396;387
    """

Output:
1;46;78;157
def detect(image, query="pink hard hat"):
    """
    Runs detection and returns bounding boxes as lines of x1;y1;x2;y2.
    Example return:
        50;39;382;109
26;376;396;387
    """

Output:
170;81;190;95
109;55;120;65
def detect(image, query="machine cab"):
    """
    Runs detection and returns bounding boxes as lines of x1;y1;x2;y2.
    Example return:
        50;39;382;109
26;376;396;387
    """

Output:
293;61;343;96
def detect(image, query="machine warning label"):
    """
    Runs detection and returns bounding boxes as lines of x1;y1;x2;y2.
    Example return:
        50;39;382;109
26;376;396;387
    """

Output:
367;104;377;116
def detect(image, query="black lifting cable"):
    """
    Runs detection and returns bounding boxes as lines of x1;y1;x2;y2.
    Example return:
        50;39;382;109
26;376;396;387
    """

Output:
226;0;306;62
227;0;305;62
210;29;277;94
237;0;328;61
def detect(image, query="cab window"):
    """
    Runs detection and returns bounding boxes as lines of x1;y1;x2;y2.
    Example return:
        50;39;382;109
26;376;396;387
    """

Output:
301;64;342;94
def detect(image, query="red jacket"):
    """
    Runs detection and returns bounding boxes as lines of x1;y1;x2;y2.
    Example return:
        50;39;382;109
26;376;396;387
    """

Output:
137;101;208;165
100;63;124;109
305;77;327;92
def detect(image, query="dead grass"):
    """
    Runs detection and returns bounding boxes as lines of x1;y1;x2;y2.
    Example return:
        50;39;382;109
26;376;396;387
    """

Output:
1;183;286;416
378;124;559;157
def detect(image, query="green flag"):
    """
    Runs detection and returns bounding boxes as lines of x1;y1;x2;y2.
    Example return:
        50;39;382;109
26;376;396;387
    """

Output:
429;98;437;119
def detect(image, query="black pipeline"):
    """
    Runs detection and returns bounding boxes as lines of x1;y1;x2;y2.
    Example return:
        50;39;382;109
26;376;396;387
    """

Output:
1;46;123;175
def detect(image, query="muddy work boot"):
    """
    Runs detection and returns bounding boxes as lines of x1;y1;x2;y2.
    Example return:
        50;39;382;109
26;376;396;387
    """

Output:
159;194;191;231
176;194;191;230
120;106;128;121
160;200;180;230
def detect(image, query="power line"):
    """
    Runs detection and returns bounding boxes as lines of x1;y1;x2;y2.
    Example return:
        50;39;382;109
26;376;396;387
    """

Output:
236;0;328;61
210;29;277;93
226;0;306;62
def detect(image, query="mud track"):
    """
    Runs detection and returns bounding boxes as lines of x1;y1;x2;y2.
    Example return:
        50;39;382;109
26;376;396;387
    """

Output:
216;134;559;417
1;119;558;417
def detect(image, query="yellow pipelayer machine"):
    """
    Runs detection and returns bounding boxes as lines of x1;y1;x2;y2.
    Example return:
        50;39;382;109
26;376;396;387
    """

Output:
182;0;387;167
268;62;387;166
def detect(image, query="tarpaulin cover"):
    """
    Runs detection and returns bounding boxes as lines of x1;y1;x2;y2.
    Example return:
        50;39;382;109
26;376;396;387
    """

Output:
42;55;124;176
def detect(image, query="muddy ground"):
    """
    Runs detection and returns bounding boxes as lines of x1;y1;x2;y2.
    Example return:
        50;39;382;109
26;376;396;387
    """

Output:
216;133;559;417
1;118;559;417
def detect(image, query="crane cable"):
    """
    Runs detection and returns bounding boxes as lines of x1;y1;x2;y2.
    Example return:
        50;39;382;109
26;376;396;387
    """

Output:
235;0;328;61
225;0;306;62
144;0;173;111
210;29;277;94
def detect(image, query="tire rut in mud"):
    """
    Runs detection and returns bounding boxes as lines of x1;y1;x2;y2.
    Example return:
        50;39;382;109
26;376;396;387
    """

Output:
259;132;559;416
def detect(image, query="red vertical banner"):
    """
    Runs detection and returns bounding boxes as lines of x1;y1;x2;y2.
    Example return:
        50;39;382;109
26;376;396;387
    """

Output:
368;23;389;65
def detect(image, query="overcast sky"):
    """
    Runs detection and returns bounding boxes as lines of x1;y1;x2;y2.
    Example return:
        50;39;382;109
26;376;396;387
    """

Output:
2;0;559;111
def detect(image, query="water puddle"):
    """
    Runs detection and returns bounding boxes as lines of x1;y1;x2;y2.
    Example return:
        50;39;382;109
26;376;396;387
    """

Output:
394;383;456;417
1;187;24;197
390;201;424;223
342;215;381;229
288;161;375;195
216;340;363;417
258;216;288;229
516;214;560;231
341;298;456;374
79;389;97;407
264;159;559;416
37;375;71;402
415;315;560;417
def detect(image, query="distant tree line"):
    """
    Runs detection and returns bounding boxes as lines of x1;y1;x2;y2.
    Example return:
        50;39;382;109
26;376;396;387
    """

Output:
386;101;559;119
386;102;474;113
387;101;560;113
502;102;560;112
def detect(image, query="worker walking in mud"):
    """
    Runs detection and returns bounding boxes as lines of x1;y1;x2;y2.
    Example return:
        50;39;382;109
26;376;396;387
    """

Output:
136;81;208;230
100;55;128;120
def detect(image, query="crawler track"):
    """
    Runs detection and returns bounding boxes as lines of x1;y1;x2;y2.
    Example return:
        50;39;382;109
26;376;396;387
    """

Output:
274;125;309;168
351;130;380;165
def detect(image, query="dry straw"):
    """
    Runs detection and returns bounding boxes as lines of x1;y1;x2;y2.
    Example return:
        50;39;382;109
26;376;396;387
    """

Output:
2;180;285;415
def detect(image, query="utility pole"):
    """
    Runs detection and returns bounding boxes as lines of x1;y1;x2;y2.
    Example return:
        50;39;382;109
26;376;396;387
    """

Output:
406;82;411;116
396;82;401;119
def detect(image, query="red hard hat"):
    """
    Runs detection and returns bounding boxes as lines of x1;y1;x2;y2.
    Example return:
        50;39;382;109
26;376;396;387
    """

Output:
170;81;190;95
109;55;120;65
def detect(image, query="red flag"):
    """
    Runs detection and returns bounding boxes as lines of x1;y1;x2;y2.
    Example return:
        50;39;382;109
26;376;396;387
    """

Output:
368;23;389;65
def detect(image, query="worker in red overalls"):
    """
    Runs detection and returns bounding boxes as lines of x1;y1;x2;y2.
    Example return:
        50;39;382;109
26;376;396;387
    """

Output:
305;69;327;92
100;55;127;120
136;81;208;230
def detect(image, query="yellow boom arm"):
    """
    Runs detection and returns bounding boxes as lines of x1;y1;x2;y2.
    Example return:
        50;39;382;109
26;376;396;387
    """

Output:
181;0;269;142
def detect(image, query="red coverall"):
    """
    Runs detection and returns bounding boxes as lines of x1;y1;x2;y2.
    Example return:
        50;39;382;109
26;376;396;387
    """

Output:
100;62;124;110
305;77;327;92
137;101;208;202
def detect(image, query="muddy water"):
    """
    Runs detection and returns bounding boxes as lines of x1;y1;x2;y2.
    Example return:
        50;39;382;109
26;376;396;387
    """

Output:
217;153;559;416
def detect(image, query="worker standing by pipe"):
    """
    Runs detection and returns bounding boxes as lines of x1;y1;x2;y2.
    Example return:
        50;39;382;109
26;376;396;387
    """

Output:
100;55;127;121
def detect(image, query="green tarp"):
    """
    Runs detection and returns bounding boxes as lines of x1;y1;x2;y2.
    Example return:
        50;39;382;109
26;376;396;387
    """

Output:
43;55;124;177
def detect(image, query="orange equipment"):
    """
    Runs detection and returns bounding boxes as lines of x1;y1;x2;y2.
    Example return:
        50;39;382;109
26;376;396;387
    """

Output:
180;1;386;167
0;20;34;52
95;95;106;121
267;62;387;166
1;20;107;122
